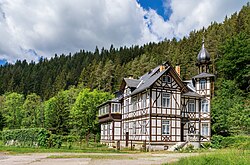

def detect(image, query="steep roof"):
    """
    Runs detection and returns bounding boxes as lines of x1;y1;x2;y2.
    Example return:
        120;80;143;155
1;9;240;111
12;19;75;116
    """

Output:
182;91;203;98
130;66;170;96
124;78;141;88
193;72;215;79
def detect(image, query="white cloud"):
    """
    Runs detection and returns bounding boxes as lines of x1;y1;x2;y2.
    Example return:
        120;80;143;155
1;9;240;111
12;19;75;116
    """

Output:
0;0;248;63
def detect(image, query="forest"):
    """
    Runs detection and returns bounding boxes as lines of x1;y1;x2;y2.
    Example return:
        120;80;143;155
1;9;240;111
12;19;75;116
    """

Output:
0;4;249;141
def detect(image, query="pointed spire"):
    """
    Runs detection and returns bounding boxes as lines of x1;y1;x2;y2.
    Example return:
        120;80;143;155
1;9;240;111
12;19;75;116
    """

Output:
197;36;210;64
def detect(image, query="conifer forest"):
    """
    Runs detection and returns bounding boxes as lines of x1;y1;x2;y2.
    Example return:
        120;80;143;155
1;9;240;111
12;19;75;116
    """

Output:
0;4;249;141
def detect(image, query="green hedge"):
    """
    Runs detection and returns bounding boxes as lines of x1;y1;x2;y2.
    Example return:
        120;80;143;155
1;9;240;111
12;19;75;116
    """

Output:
2;128;50;147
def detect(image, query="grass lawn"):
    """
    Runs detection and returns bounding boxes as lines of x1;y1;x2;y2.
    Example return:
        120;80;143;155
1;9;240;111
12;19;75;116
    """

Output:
164;149;250;165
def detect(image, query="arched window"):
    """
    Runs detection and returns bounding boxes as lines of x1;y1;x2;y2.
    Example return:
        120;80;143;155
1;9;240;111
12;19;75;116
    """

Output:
201;100;209;112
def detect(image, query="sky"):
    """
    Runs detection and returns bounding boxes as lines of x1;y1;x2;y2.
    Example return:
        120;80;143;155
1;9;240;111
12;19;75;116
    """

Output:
0;0;248;64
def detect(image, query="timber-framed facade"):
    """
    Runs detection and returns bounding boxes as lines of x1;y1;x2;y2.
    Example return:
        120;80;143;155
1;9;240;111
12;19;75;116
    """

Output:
98;40;214;150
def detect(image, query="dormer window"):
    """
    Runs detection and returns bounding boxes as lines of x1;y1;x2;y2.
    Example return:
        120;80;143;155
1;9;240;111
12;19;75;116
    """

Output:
163;75;171;83
200;79;206;90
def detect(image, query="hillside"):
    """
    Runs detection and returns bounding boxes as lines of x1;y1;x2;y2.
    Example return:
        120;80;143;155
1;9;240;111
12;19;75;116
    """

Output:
0;4;249;136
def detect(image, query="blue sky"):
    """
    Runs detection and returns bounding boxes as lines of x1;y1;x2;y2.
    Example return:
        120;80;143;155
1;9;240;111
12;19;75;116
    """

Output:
137;0;172;21
0;0;248;64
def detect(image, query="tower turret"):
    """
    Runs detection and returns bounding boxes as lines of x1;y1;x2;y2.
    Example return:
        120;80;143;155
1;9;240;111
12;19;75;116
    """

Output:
196;38;211;73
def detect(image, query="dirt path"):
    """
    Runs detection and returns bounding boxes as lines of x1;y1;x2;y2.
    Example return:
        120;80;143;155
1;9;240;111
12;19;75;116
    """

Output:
0;152;199;165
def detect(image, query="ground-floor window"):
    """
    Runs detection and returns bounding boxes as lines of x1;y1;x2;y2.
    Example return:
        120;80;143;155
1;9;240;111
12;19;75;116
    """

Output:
141;120;146;134
201;123;209;136
162;120;170;135
132;121;136;134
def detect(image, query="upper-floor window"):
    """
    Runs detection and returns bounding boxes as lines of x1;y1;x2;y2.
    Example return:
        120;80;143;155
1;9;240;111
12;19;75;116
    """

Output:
200;79;206;90
125;99;129;113
99;104;109;116
201;100;209;113
188;100;195;112
201;123;209;136
111;103;120;113
162;93;170;108
132;97;137;111
142;94;147;108
162;75;171;83
162;120;170;135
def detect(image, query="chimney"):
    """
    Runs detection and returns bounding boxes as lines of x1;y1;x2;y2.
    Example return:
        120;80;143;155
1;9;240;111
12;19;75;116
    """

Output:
160;65;165;72
128;74;133;79
175;65;180;76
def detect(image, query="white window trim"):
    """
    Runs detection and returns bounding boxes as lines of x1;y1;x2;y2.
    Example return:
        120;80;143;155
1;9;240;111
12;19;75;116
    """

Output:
201;100;209;113
141;120;146;134
162;93;170;108
188;100;195;112
162;120;170;135
132;121;136;134
200;79;206;90
201;123;209;136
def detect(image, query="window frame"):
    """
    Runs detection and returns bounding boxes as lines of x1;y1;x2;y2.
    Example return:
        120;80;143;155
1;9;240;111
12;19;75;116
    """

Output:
141;120;146;134
162;93;170;108
201;100;209;113
188;100;195;112
125;99;129;113
162;120;170;135
201;123;209;136
132;121;136;134
162;75;171;83
200;79;206;90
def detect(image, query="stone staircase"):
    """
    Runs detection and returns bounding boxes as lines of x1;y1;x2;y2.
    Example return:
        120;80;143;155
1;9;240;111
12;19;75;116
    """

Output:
167;141;188;151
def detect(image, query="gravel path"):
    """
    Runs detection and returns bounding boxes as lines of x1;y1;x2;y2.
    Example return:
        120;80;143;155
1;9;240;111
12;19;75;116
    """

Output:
0;152;199;165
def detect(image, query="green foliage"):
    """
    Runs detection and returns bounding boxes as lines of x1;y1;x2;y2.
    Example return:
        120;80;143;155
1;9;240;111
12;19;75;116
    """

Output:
2;128;50;147
217;32;250;91
44;87;78;135
22;93;43;128
70;89;113;140
211;135;250;149
166;150;250;165
1;92;24;129
211;79;249;135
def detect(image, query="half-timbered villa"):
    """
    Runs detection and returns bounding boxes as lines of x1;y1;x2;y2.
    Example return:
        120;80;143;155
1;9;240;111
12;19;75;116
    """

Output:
98;40;215;150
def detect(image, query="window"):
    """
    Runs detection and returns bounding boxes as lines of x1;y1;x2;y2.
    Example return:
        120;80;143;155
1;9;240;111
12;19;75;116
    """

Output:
132;121;136;134
201;100;209;113
162;120;170;135
188;100;195;112
107;123;110;136
132;97;137;111
141;120;146;134
111;103;120;113
142;94;147;108
125;122;129;132
200;79;206;90
162;93;170;108
201;123;209;136
103;124;105;136
125;99;129;113
162;75;171;83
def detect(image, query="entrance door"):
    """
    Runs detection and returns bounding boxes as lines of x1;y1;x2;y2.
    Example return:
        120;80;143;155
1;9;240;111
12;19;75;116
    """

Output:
181;123;184;141
125;132;129;147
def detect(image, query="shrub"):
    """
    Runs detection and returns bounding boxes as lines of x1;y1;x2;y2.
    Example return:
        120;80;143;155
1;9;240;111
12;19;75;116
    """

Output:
2;128;51;147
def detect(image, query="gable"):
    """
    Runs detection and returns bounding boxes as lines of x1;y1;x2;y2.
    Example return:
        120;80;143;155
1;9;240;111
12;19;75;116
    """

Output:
152;66;188;92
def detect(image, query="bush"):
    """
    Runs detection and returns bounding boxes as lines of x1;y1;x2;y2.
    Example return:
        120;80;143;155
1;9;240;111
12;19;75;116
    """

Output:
0;131;2;140
211;135;250;149
47;134;62;148
2;128;51;147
